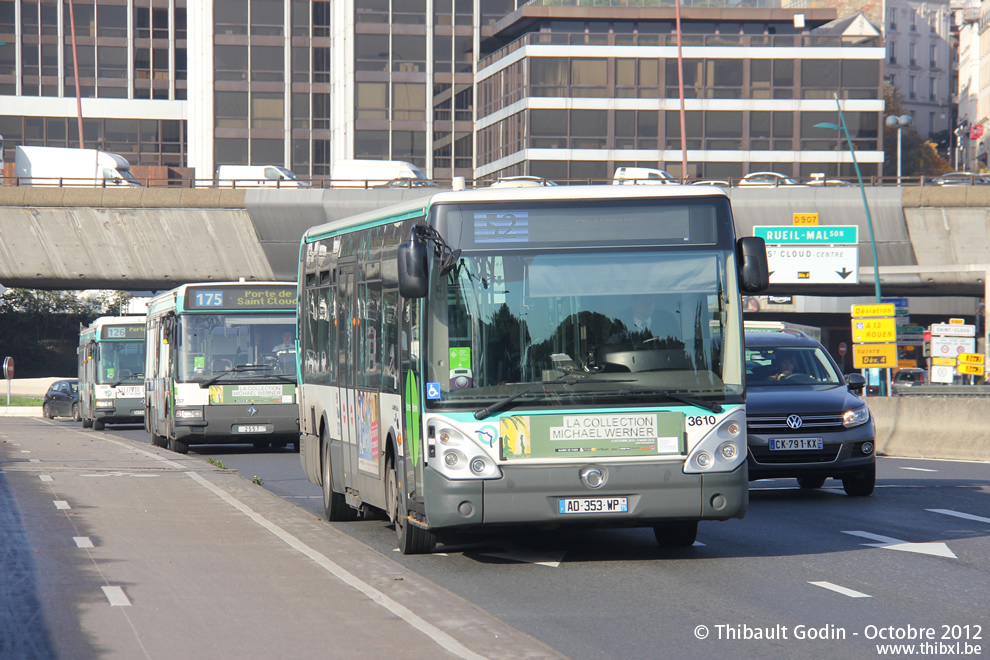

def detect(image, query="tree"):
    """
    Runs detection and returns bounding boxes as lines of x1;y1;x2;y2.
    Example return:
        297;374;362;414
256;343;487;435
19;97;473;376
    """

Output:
883;84;952;178
0;289;107;378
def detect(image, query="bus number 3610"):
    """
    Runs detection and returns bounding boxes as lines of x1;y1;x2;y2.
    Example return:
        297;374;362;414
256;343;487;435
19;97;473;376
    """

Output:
686;415;717;427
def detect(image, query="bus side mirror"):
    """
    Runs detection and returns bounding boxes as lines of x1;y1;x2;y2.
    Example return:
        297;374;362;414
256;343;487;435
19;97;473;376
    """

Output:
737;236;769;293
398;240;429;298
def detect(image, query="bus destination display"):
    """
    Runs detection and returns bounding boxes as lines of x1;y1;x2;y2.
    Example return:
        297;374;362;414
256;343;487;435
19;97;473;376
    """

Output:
185;285;296;311
100;325;146;340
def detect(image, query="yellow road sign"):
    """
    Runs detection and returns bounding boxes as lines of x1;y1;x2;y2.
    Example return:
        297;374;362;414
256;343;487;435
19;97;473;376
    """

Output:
852;317;897;343
793;213;819;226
853;343;898;368
932;357;956;366
851;304;895;318
949;318;965;325
958;363;985;376
957;353;985;365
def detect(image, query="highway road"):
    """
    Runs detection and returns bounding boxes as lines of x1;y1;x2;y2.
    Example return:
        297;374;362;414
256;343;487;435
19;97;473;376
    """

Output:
86;423;990;660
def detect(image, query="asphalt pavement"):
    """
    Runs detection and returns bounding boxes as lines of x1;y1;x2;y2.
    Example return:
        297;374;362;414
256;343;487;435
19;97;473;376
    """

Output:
0;417;564;660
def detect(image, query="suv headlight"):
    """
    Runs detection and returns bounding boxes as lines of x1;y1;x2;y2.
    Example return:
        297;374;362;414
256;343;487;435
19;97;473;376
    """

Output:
843;405;870;428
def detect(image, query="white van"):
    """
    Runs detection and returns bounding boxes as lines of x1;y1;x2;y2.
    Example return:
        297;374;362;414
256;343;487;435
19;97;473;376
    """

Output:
612;167;677;185
330;159;430;188
216;165;309;188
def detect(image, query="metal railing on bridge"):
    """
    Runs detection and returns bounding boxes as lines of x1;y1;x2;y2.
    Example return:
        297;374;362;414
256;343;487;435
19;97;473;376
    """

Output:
3;174;989;190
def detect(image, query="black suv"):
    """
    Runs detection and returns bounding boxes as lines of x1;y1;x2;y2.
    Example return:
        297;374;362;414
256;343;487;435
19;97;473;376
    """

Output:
745;330;875;496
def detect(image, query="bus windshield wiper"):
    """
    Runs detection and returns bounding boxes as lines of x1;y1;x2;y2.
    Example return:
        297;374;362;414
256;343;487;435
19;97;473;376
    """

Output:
474;376;631;420
200;364;272;387
621;388;723;414
111;373;144;387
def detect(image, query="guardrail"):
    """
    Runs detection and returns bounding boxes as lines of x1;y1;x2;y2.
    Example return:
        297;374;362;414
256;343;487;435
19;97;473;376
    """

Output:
889;385;990;397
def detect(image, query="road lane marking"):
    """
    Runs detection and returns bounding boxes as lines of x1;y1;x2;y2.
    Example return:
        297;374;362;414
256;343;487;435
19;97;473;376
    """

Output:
74;537;94;548
39;475;53;482
185;471;485;660
927;509;990;524
842;531;957;558
53;500;71;510
809;581;871;598
900;467;937;472
479;542;566;568
101;586;131;607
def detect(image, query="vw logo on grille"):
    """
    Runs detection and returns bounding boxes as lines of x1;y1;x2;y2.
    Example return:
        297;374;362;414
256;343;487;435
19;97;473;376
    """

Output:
248;405;258;417
786;414;803;429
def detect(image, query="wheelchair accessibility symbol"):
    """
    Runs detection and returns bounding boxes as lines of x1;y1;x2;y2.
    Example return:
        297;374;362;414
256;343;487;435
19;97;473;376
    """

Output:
426;382;441;399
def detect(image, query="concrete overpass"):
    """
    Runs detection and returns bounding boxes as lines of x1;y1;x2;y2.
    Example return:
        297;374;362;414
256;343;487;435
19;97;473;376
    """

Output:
0;185;987;301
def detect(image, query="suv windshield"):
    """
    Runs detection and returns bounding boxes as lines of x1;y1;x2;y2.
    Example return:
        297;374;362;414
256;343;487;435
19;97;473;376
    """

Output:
745;345;842;385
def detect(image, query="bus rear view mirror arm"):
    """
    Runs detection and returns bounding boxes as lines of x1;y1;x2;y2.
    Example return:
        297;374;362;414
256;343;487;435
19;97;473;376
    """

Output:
398;224;461;298
737;236;770;293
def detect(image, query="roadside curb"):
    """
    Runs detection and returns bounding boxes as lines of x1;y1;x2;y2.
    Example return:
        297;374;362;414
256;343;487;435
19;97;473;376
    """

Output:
0;407;42;417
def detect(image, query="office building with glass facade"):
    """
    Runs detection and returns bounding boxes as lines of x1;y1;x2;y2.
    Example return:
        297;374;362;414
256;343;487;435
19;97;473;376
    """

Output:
0;0;885;184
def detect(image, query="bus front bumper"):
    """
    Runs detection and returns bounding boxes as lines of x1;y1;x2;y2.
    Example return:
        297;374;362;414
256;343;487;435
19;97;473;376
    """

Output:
173;403;299;444
423;461;747;530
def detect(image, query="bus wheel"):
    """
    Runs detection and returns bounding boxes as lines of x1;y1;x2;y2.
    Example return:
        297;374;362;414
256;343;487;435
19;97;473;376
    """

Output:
169;436;189;454
93;419;105;431
653;521;698;548
387;457;436;555
322;433;356;522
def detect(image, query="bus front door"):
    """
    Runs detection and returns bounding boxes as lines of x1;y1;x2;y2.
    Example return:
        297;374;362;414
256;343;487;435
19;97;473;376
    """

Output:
336;261;358;495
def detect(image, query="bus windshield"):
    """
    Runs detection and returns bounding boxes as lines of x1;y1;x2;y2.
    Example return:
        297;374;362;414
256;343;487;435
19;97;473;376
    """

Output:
177;313;296;383
96;341;145;384
423;198;743;410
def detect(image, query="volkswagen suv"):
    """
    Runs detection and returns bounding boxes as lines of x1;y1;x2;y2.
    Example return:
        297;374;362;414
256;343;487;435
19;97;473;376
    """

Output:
745;330;875;496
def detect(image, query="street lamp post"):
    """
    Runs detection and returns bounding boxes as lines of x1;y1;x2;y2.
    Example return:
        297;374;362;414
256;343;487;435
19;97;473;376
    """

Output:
816;94;887;395
885;114;912;185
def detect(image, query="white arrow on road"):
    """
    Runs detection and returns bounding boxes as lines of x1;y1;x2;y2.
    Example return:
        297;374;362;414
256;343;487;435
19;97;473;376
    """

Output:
843;531;956;558
927;509;990;524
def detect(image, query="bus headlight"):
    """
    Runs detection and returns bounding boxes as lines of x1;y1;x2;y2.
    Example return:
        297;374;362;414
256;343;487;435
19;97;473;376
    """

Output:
95;399;115;409
428;423;501;480
683;409;747;474
175;408;203;419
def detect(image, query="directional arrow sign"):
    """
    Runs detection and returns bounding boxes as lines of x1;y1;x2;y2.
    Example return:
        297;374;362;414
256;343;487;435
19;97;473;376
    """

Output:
843;531;956;558
764;246;859;284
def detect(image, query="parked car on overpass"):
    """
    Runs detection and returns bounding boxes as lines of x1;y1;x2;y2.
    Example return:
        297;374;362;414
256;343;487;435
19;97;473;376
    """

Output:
737;171;809;187
930;172;990;186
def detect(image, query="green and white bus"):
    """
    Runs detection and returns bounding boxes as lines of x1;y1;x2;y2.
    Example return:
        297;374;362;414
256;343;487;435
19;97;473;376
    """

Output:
145;281;299;454
78;316;147;430
296;186;768;553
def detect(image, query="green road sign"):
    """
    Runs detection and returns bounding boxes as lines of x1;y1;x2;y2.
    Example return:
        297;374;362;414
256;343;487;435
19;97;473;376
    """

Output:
754;225;859;245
